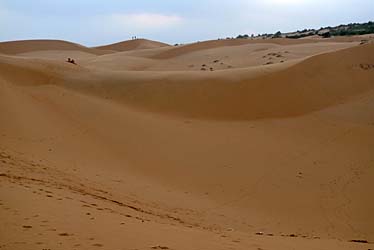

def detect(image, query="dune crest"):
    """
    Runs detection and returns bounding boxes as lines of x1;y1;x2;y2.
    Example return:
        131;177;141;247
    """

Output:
94;38;170;52
0;39;110;55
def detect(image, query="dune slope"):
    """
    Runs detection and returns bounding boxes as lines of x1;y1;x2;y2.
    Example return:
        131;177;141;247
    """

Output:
73;44;374;120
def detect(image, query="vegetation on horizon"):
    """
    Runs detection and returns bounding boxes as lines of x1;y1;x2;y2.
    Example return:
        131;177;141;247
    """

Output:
235;21;374;40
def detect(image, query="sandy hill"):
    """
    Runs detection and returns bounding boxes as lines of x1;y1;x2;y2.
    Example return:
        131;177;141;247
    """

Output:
144;42;355;71
1;38;374;250
79;40;356;72
150;38;327;59
0;39;111;55
74;44;374;120
89;43;374;120
94;38;170;52
5;43;370;120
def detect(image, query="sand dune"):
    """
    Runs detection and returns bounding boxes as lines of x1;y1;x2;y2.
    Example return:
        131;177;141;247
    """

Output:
63;43;374;120
16;42;357;73
94;38;170;52
0;39;111;55
149;37;350;59
2;43;372;120
17;50;98;62
144;42;356;71
1;37;374;250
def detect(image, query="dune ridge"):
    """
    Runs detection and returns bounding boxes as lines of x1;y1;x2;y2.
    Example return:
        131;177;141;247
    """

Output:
149;38;351;59
0;39;111;55
94;38;170;52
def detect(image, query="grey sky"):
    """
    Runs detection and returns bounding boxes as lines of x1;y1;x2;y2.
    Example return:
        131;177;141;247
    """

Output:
0;0;373;46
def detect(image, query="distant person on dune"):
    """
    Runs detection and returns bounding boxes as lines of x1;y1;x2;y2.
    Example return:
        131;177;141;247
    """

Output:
66;58;77;65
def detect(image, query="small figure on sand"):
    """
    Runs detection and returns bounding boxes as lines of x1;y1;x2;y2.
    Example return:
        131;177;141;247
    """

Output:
66;58;76;65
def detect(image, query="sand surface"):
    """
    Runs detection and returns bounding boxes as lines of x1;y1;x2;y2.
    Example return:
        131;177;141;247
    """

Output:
1;37;374;250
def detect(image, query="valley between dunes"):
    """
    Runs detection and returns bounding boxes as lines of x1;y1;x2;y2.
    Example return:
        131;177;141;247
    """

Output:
0;37;374;250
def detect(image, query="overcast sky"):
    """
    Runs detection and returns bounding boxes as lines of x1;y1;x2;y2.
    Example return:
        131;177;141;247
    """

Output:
0;0;373;46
